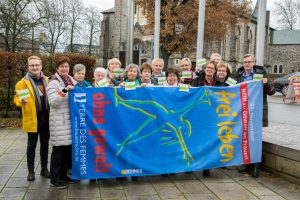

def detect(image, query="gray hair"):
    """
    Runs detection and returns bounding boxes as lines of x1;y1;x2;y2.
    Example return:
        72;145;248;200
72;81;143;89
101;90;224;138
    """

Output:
124;63;140;79
94;67;107;77
210;53;221;60
242;54;256;63
73;64;86;74
107;58;121;68
180;58;192;66
151;58;164;68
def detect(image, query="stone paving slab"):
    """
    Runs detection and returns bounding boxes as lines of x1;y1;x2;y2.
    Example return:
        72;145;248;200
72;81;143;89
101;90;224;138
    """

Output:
1;128;300;200
263;122;300;151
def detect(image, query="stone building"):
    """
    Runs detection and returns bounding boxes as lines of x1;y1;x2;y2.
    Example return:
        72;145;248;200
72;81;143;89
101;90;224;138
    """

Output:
268;30;300;75
99;0;300;75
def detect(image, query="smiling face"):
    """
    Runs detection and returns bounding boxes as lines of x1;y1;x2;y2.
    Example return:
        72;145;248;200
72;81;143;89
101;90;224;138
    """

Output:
167;73;178;86
217;66;227;81
108;61;121;72
141;68;151;82
127;67;138;81
210;54;221;64
152;61;163;75
242;56;255;73
180;60;191;72
204;63;216;77
57;62;70;77
74;70;85;83
94;72;106;82
28;59;42;77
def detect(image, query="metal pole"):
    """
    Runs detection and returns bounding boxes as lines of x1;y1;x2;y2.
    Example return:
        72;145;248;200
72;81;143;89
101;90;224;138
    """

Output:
256;0;267;66
196;0;206;60
126;0;134;65
153;0;161;58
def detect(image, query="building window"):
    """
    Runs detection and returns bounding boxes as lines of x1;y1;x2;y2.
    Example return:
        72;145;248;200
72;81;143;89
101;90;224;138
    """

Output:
279;65;283;74
273;65;284;74
273;65;277;74
174;59;180;65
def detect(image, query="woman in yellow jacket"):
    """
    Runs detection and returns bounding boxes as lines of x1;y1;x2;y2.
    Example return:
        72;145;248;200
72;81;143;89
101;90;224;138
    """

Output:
14;56;50;182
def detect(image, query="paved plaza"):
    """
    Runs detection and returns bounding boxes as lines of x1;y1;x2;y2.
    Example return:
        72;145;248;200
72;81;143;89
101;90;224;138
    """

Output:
0;127;300;200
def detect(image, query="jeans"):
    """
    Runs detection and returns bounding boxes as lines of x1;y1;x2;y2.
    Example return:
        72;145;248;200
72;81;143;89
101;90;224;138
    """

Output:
27;111;49;171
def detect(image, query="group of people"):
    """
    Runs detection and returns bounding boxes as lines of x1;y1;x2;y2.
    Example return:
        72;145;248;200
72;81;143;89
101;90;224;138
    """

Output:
14;52;275;189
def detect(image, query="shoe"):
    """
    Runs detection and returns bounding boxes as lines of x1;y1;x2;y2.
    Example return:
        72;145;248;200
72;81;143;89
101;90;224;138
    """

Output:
251;166;259;178
27;170;35;181
50;180;67;189
116;177;127;181
203;169;210;177
62;176;79;184
132;176;138;181
238;165;251;174
40;167;50;178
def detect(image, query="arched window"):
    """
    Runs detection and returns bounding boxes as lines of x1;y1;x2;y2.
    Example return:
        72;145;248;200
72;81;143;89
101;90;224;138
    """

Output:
279;65;283;74
273;65;277;74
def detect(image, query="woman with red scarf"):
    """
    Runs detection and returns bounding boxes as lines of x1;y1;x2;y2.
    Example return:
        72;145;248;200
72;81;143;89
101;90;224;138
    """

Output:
47;56;78;188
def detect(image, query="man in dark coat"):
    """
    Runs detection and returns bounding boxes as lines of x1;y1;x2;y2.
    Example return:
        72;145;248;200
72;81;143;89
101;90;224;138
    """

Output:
233;54;275;177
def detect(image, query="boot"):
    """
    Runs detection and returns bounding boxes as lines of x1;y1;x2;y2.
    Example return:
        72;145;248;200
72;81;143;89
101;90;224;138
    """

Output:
238;165;251;174
27;170;35;181
203;169;210;177
251;166;259;178
40;167;50;178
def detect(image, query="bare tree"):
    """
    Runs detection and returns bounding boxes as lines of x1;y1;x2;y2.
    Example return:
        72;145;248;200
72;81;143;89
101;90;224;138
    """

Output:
0;0;40;52
38;0;68;54
66;0;84;52
274;0;300;30
84;6;101;55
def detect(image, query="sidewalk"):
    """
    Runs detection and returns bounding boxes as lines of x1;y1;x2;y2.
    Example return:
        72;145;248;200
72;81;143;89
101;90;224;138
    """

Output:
1;128;300;200
263;122;300;151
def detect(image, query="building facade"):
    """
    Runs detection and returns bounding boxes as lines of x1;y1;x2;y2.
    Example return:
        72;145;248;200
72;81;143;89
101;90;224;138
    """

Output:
99;0;300;75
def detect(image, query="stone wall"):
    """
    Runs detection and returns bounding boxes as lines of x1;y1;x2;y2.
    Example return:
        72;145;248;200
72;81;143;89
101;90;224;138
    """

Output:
269;45;300;74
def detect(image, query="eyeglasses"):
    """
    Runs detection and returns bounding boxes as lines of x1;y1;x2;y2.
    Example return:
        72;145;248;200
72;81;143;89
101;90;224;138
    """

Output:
243;61;254;64
59;65;69;69
28;64;41;67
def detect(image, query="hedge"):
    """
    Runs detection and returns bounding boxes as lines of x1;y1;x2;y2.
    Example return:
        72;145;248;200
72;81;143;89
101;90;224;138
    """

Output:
0;51;97;115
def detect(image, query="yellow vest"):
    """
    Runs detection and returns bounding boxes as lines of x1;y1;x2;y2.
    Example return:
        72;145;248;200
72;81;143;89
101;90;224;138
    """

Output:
14;77;48;132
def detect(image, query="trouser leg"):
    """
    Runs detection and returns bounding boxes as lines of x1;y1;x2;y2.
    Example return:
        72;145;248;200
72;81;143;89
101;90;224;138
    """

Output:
50;146;64;182
27;133;38;171
38;113;50;168
61;145;72;179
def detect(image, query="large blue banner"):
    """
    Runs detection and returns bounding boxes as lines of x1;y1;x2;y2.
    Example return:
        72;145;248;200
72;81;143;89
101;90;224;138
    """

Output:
69;81;263;179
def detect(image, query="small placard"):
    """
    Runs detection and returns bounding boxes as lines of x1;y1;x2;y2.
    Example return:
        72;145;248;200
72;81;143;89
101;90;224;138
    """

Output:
181;71;192;79
125;82;136;90
97;79;109;87
17;89;30;100
253;74;263;81
196;58;206;65
179;84;189;92
113;68;124;75
226;77;237;86
157;77;166;85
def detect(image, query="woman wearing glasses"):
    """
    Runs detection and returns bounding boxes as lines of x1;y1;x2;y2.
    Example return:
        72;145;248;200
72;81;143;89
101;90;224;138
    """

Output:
47;56;78;188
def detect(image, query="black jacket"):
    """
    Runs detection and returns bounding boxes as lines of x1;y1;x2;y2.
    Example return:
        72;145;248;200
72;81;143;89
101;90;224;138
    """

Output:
192;71;218;87
232;65;275;127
